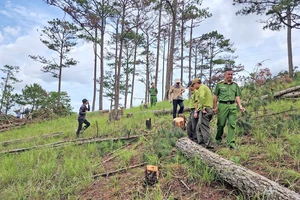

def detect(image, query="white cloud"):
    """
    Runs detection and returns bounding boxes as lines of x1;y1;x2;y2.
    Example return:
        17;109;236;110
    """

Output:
0;32;3;43
3;26;21;36
0;10;11;17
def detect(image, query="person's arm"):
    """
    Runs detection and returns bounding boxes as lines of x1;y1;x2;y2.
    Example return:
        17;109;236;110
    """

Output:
235;84;245;112
168;87;173;102
213;95;218;114
86;103;90;111
235;96;245;112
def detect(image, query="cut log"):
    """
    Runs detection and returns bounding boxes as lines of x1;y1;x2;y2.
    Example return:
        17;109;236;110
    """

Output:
176;137;300;200
261;85;300;99
281;91;300;98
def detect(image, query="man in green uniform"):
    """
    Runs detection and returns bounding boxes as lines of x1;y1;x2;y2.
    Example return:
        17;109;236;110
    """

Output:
213;68;245;149
149;82;158;107
192;78;213;148
186;80;197;142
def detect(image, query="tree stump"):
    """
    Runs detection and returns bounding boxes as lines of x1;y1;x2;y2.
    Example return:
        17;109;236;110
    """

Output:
176;137;300;200
146;118;151;129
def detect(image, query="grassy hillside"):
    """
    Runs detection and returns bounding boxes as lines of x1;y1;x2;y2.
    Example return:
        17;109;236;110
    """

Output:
0;78;300;199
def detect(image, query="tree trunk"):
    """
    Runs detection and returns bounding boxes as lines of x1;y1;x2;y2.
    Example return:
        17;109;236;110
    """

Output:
115;4;126;111
124;47;129;109
188;19;193;82
155;0;162;88
114;18;120;111
165;0;178;100
261;85;300;99
287;12;293;78
145;33;150;104
176;137;300;200
180;2;185;83
162;36;166;101
99;4;105;110
92;28;97;111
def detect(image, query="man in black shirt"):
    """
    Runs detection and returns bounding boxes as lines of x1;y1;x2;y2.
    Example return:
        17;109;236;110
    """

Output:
76;98;90;138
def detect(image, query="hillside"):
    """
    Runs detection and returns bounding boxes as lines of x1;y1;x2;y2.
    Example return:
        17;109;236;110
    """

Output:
0;81;300;199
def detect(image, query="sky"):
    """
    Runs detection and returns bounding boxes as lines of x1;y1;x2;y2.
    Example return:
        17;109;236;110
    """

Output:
0;0;299;113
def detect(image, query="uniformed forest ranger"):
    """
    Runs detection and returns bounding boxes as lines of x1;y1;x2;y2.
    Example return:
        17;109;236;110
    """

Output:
213;68;245;149
186;80;197;142
192;78;213;148
76;98;91;138
149;82;158;107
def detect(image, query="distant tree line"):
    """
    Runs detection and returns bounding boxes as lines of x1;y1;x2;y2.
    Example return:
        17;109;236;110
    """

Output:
0;65;72;116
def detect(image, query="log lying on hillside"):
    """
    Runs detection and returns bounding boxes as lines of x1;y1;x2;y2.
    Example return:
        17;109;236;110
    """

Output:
0;133;150;154
153;107;190;116
176;137;300;200
261;85;300;100
0;132;63;147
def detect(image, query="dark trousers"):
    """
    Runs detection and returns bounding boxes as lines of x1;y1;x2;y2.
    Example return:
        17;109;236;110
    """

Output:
195;108;213;145
187;109;197;141
76;118;90;134
172;100;184;118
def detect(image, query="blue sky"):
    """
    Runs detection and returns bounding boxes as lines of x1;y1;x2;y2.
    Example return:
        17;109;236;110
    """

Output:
0;0;299;113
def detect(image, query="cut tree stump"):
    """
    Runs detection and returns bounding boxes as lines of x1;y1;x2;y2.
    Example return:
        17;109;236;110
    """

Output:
176;137;300;200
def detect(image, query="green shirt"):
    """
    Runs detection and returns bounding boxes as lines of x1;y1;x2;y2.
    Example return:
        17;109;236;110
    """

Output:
213;80;241;101
149;87;158;96
194;84;213;110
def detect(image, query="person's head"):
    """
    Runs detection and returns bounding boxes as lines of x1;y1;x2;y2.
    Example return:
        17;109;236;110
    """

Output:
151;82;155;87
187;80;195;91
82;98;89;105
175;79;181;86
224;67;233;82
191;78;201;89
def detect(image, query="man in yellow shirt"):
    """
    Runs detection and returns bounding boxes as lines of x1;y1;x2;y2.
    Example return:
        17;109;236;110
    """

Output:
192;78;213;148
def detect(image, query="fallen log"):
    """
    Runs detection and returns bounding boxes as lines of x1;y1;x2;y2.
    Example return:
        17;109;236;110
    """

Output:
176;137;300;200
281;91;300;98
261;85;300;99
0;133;150;154
0;132;63;146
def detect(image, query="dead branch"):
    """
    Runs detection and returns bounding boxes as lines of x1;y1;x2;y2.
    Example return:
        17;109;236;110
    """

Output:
179;179;190;191
93;162;147;178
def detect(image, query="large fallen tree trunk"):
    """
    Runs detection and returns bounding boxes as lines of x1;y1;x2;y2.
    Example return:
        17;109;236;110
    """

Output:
281;91;300;98
261;85;300;100
176;137;300;200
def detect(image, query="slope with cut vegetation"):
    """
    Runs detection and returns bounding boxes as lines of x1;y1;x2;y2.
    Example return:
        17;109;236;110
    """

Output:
0;73;300;199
